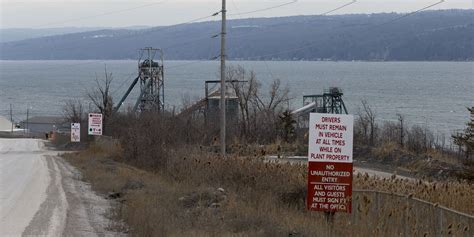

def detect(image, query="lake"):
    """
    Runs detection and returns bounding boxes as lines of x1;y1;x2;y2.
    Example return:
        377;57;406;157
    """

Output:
0;60;472;139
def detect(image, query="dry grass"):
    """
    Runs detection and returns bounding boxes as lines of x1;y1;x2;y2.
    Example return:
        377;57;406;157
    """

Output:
374;142;460;166
63;142;474;236
354;173;473;214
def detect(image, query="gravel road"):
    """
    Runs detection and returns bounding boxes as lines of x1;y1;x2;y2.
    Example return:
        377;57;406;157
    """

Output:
0;138;121;236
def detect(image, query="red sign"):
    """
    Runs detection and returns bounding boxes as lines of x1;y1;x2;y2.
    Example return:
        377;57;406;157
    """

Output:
307;113;354;213
307;162;353;212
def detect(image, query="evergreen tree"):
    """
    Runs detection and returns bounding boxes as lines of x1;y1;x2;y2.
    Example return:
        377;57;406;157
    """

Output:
452;107;474;160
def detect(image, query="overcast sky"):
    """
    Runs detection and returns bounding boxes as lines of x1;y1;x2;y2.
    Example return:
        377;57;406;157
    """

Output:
0;0;472;29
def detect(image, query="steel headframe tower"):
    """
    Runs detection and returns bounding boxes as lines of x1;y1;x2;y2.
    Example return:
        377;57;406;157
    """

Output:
135;47;165;112
302;87;348;115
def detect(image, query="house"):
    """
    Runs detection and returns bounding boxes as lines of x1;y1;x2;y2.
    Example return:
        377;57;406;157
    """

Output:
0;116;13;132
20;116;68;135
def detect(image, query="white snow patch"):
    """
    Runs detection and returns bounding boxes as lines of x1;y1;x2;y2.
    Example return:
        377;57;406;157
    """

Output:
82;34;114;39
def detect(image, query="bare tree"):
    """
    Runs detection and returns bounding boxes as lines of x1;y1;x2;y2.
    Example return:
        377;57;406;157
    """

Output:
248;78;291;143
379;121;398;144
228;66;258;135
407;125;426;154
253;79;290;112
63;99;85;123
87;66;114;133
358;100;377;146
62;99;92;142
88;68;113;115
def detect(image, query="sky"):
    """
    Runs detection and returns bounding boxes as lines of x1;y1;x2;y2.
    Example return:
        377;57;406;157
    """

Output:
0;0;472;29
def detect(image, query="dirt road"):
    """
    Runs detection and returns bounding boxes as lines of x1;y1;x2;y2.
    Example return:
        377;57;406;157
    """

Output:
0;138;120;236
266;155;415;180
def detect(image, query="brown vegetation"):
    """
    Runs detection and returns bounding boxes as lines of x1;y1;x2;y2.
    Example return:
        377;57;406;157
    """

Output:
60;64;473;236
64;141;473;236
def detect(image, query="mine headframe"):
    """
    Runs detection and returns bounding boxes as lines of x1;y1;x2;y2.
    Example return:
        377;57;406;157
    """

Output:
303;87;348;115
114;47;165;113
291;87;348;128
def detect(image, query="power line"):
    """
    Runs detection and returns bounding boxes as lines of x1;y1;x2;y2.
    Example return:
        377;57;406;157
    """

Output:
227;0;357;85
6;1;296;59
374;0;445;28
167;57;221;70
42;12;221;53
318;0;356;16
227;0;358;40
241;0;445;60
54;13;220;51
163;0;304;73
229;0;277;85
1;1;348;70
33;1;168;28
114;1;300;58
131;0;357;79
1;11;222;72
228;0;298;16
135;0;357;77
3;0;446;77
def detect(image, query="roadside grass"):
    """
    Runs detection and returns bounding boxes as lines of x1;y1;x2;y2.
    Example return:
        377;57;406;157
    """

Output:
63;143;474;236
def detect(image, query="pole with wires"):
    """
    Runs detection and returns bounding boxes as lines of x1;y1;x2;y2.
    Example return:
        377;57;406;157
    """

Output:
10;104;13;133
220;0;227;157
26;107;29;135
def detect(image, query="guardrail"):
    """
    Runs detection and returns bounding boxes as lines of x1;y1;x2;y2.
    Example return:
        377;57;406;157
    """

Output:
350;189;473;237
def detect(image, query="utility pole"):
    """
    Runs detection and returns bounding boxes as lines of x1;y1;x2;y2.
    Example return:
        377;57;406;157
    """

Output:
26;107;29;135
10;104;13;133
220;0;227;157
398;114;404;148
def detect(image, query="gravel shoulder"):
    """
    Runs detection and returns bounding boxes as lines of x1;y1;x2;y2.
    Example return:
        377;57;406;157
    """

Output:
0;138;121;236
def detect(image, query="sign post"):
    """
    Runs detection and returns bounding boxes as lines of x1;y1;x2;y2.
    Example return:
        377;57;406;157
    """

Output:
71;123;80;142
88;113;103;136
307;113;354;214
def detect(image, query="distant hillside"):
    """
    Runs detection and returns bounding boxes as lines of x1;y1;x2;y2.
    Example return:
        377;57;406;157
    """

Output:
1;10;473;61
0;26;152;43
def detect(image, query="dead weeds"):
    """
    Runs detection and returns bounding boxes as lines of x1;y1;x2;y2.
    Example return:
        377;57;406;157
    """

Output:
63;143;474;236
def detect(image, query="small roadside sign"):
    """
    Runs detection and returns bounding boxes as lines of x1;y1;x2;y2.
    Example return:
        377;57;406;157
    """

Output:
88;113;103;136
71;123;80;142
307;113;354;213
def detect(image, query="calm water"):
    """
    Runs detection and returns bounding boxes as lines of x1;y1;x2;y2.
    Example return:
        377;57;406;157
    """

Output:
0;60;472;138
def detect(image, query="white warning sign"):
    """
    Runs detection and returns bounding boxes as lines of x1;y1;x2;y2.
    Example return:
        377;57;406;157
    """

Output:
88;113;103;136
308;114;353;163
71;123;80;142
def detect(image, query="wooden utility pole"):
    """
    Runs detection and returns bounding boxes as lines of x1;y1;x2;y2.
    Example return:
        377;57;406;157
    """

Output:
26;107;29;134
10;104;13;133
220;0;227;157
398;114;404;147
